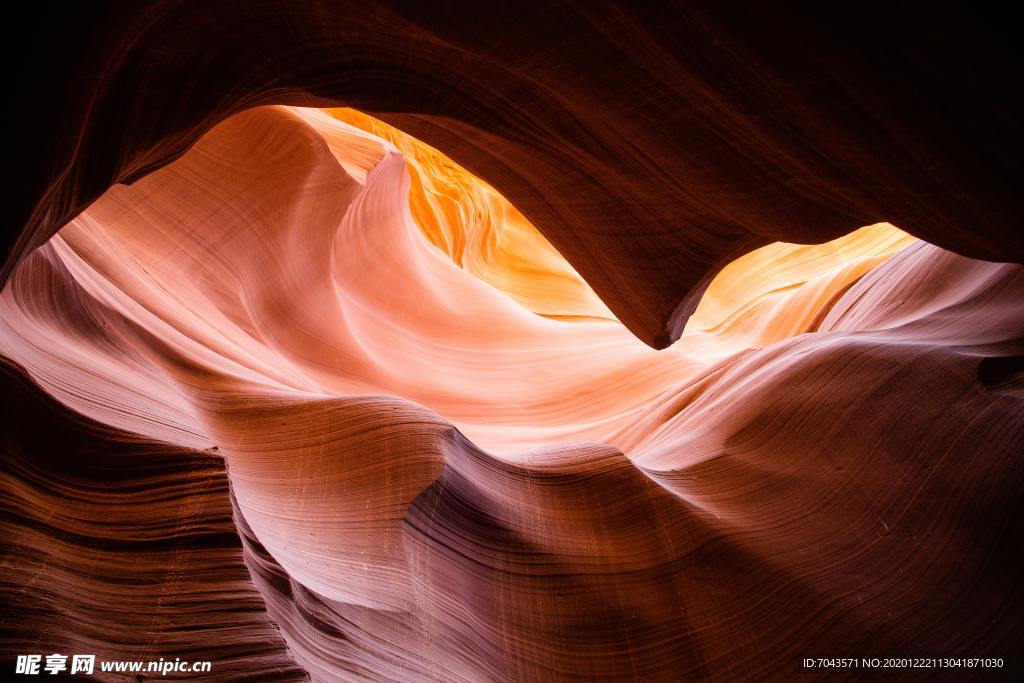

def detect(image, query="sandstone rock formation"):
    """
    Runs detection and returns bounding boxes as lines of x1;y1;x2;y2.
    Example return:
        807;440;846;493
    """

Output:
2;4;1022;681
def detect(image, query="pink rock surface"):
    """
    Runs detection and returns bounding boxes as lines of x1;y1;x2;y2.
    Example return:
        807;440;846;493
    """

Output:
1;105;1021;680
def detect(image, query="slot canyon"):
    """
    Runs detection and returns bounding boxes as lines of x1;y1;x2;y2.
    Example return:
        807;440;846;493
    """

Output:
2;2;1022;681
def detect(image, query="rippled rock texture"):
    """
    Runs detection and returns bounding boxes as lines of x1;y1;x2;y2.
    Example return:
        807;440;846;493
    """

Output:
2;103;1022;680
3;3;1024;681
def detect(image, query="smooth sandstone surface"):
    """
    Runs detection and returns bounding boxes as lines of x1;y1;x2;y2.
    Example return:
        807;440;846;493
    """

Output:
1;104;1021;680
